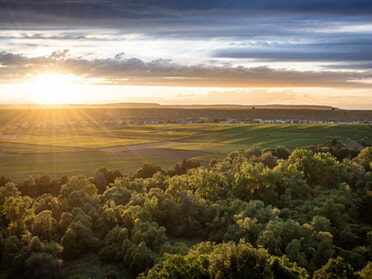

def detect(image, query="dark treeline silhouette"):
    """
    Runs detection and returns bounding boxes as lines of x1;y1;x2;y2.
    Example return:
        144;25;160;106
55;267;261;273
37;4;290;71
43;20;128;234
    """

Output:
0;141;371;278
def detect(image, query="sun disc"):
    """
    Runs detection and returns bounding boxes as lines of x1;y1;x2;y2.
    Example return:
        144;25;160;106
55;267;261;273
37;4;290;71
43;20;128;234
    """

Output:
30;74;79;104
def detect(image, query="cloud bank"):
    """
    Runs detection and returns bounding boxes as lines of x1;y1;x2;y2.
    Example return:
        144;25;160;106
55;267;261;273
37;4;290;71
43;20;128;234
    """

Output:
1;51;371;89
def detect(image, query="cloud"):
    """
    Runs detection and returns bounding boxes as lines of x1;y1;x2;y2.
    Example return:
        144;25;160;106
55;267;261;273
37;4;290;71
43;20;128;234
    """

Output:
324;63;372;70
0;51;371;89
1;2;370;72
2;1;372;15
212;36;372;63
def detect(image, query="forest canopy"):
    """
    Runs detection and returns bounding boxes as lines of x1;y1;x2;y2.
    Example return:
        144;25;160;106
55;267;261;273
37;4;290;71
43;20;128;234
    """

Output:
0;141;371;279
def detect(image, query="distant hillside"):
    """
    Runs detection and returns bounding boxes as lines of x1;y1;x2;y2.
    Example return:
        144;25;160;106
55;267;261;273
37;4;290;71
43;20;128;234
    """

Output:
0;105;371;123
0;103;338;110
0;103;161;110
162;104;339;110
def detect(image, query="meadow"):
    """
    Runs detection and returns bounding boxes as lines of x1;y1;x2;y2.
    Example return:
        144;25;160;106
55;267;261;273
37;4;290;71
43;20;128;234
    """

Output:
0;123;371;180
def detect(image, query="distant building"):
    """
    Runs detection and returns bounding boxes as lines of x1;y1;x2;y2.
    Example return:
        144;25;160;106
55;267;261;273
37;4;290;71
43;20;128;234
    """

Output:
253;118;264;123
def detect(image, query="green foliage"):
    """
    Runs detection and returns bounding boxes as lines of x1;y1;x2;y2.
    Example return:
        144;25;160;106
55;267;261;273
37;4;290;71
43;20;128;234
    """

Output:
0;182;21;205
59;176;98;200
24;252;62;279
0;141;371;278
104;270;118;279
58;176;99;213
145;241;308;279
1;235;27;275
0;175;11;187
133;164;165;179
99;225;128;263
17;175;65;197
103;178;132;206
2;195;34;236
31;210;57;241
61;208;99;259
264;146;291;160
97;167;123;184
313;257;360;279
287;150;343;188
168;159;201;176
357;262;372;279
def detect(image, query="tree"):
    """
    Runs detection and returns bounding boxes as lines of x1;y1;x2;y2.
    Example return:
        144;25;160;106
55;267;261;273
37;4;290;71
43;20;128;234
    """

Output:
24;252;62;279
145;241;308;279
313;232;336;269
58;176;98;201
357;262;372;279
61;208;98;259
58;176;99;212
0;182;21;205
32;210;57;241
133;164;165;179
99;225;128;263
0;175;11;186
2;195;34;236
313;256;359;279
287;150;342;188
1;235;27;276
33;193;60;216
168;159;201;176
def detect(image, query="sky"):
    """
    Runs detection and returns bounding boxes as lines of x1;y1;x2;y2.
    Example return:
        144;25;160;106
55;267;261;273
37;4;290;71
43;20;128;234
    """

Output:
0;0;371;109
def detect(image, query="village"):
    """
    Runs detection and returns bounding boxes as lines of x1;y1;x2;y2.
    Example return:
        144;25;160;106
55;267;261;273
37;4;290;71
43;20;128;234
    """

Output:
5;117;370;130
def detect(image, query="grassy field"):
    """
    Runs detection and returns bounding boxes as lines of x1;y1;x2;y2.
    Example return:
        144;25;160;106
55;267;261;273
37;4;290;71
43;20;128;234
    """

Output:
0;123;371;180
0;135;156;149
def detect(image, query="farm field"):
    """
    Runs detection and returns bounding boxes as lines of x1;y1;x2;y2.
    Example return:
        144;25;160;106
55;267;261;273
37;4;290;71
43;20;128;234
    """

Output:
0;123;371;180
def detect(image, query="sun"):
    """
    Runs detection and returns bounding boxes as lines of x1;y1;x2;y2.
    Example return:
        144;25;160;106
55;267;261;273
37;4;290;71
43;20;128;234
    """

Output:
30;74;80;104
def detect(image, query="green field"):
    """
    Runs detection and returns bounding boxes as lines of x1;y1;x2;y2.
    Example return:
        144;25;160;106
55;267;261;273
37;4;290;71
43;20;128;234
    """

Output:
0;123;371;180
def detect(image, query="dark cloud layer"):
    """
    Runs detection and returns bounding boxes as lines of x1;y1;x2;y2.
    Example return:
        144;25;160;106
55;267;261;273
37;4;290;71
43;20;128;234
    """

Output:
2;1;372;14
213;50;372;62
324;63;372;70
1;0;372;25
213;41;372;62
212;35;372;67
1;51;371;89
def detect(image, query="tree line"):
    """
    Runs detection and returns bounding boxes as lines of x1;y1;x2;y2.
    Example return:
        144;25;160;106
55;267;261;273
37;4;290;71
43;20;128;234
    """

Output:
0;140;371;278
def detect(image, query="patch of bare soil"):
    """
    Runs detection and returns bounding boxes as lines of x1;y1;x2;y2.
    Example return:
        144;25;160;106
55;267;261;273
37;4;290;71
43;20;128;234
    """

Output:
0;152;14;157
343;139;365;150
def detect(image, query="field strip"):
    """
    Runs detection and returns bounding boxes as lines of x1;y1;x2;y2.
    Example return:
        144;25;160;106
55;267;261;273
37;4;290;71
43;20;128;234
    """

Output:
0;133;36;139
98;141;180;152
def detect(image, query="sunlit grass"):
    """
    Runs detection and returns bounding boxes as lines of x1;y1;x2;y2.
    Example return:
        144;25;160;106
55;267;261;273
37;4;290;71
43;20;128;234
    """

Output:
1;123;370;180
0;134;157;149
0;151;181;180
155;142;248;154
0;142;84;154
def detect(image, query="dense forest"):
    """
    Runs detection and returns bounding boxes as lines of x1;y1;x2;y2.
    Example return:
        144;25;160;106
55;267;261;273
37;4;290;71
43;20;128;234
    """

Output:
0;140;371;278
